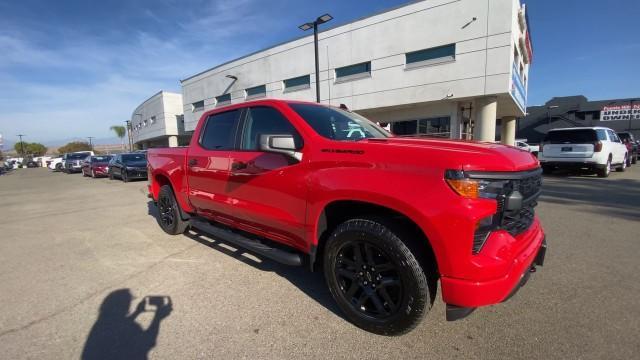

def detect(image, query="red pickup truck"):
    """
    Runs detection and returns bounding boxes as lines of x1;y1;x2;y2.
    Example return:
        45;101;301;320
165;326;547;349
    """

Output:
147;99;546;335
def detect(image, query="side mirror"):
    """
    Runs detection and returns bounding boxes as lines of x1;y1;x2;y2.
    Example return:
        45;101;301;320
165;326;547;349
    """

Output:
259;134;302;161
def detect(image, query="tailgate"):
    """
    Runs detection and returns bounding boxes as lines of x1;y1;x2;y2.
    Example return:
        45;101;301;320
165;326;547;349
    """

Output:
543;143;594;158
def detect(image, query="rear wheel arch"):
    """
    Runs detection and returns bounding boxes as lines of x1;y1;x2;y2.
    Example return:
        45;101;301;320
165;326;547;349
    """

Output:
152;174;190;221
312;200;438;281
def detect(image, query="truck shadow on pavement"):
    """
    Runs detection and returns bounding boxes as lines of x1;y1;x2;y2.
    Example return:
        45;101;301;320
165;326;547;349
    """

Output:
540;176;640;220
145;201;344;321
82;289;172;360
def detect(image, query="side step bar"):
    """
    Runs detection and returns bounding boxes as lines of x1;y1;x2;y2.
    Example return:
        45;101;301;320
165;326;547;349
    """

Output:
189;217;303;266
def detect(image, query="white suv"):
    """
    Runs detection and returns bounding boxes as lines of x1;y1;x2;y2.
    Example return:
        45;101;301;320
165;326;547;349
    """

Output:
539;127;628;177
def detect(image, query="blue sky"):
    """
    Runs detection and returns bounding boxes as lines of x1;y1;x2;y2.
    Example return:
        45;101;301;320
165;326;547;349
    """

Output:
0;0;638;145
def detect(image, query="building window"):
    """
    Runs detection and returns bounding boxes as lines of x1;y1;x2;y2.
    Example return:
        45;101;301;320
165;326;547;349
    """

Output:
216;93;231;106
150;116;156;125
392;117;451;138
192;100;205;112
143;120;148;127
406;44;455;67
283;75;311;92
335;62;371;82
245;85;266;99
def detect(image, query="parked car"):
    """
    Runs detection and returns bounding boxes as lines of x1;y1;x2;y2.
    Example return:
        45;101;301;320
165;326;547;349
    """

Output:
47;156;64;171
108;153;148;182
63;152;92;173
617;132;638;165
147;99;546;335
82;155;113;178
25;159;39;168
538;127;628;177
515;140;540;157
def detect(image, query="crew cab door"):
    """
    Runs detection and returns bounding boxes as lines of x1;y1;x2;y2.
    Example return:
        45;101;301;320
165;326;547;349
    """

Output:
185;109;241;222
225;106;308;250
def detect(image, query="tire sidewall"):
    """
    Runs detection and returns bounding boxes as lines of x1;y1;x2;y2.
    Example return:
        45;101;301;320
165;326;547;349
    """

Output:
157;185;187;235
323;219;429;335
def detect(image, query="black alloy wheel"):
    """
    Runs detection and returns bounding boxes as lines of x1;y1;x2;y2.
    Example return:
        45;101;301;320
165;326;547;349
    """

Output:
122;170;128;182
334;240;402;320
324;218;431;336
156;185;188;235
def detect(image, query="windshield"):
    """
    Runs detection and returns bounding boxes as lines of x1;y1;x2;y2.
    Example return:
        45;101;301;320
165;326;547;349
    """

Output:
68;153;89;160
544;130;598;144
92;156;111;162
122;154;146;163
289;103;390;141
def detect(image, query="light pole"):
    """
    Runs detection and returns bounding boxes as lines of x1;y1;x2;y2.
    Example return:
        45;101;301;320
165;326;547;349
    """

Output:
16;134;26;158
87;137;94;150
547;105;559;127
628;99;637;131
126;120;133;151
299;13;333;103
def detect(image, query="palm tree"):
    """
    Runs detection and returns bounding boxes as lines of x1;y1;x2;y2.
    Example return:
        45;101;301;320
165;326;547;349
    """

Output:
110;125;127;150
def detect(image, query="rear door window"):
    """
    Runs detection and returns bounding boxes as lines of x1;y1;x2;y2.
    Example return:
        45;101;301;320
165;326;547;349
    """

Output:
544;130;597;143
200;110;241;150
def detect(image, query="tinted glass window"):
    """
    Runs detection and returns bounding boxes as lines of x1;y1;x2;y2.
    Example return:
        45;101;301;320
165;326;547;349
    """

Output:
406;44;456;64
122;154;146;163
200;110;240;150
246;85;266;98
68;153;89;160
92;156;111;162
241;107;301;150
544;130;597;143
335;62;371;79
284;75;310;90
290;103;390;141
216;93;231;105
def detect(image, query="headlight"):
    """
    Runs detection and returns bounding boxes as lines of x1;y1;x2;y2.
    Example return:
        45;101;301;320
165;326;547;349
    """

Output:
445;170;509;199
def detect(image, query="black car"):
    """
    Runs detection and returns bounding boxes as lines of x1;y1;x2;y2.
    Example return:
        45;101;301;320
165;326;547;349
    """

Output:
108;153;148;182
26;159;39;168
617;132;638;165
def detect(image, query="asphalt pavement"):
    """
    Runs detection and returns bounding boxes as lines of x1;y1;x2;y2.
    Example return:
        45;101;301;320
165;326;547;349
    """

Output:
0;167;638;359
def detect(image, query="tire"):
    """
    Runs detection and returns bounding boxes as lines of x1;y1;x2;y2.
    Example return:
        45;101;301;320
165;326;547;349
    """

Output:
632;154;637;164
109;171;114;180
542;165;553;175
597;158;611;178
617;155;627;172
91;169;96;178
156;185;188;235
55;163;63;172
122;171;128;182
82;170;88;177
323;218;431;336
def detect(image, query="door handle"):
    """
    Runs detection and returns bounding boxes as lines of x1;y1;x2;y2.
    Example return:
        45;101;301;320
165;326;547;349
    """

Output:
188;158;198;167
231;161;247;171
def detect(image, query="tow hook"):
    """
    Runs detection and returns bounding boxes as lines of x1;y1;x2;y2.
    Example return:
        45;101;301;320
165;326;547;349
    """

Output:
529;265;537;273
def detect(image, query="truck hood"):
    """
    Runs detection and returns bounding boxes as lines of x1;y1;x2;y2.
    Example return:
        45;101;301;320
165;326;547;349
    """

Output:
361;138;539;172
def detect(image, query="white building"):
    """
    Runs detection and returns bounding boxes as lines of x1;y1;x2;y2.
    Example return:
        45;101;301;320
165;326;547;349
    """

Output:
130;91;188;148
180;0;532;145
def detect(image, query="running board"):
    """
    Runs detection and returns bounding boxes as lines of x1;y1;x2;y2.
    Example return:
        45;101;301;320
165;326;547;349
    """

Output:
189;217;303;266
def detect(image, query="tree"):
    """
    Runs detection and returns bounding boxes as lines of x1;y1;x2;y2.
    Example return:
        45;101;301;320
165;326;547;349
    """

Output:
57;141;92;154
14;142;47;156
110;125;127;150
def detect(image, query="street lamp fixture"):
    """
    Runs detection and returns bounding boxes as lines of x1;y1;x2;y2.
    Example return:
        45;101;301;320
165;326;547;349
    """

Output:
299;13;333;103
547;105;559;127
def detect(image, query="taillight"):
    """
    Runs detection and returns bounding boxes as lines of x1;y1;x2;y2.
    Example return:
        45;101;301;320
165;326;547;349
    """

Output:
594;141;603;152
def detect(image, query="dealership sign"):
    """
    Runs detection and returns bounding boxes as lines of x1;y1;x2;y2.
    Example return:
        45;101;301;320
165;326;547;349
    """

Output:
600;104;640;121
510;63;527;112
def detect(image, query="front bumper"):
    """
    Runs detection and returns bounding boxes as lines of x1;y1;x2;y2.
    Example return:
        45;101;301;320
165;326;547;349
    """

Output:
441;221;546;314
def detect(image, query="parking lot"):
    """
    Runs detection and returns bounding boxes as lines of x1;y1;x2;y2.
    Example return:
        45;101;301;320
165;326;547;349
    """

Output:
0;168;638;359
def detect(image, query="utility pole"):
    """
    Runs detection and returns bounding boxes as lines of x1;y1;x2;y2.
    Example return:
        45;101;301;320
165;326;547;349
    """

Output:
16;134;26;158
88;137;94;150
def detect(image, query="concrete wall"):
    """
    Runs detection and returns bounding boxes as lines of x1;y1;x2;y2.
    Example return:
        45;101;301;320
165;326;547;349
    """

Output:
131;91;184;144
181;0;528;133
